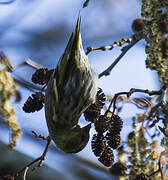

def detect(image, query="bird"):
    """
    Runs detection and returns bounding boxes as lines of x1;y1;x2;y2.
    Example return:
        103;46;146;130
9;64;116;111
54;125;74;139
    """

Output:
44;16;98;153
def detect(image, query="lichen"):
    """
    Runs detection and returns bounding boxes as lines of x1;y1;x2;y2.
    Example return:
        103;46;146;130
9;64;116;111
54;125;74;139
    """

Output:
141;0;168;87
0;67;22;149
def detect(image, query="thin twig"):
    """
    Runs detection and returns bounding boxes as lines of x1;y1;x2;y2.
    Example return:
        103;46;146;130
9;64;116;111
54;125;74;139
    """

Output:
147;152;165;180
16;156;42;177
104;91;129;116
33;136;51;170
31;131;51;170
158;126;168;137
13;58;43;70
0;54;45;91
23;167;29;180
105;88;162;116
14;132;51;179
86;37;132;54
98;32;144;78
13;75;43;91
32;131;49;141
147;168;160;178
10;57;44;91
128;88;162;97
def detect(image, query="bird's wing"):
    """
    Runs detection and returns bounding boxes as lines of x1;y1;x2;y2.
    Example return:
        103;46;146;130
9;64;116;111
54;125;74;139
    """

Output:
56;33;74;87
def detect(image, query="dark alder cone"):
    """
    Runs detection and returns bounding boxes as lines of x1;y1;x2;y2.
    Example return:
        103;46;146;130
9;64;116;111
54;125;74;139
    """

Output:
83;107;100;123
23;92;45;113
134;173;148;180
107;132;121;149
110;114;123;133
98;147;114;167
32;68;54;85
95;115;110;133
91;133;106;157
132;18;145;33
110;161;127;176
84;88;106;123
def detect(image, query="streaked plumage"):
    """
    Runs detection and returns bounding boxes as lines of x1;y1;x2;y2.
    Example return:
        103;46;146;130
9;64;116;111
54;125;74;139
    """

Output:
45;16;98;153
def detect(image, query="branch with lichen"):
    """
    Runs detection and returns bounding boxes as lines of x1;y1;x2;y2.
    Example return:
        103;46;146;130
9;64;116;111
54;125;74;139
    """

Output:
86;36;133;55
141;0;168;87
0;53;22;148
115;115;167;179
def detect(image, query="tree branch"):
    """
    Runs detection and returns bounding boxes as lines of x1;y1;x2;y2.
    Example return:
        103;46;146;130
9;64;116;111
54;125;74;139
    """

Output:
105;88;162;116
14;132;51;180
98;32;144;78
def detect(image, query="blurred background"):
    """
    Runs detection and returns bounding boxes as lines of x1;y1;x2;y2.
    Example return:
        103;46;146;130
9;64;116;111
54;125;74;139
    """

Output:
0;0;160;179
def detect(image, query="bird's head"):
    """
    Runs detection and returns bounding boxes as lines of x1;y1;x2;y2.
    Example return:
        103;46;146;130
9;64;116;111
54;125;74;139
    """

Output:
55;123;91;153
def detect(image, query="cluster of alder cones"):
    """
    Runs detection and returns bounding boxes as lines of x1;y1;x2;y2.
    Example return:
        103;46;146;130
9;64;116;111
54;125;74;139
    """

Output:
23;68;123;167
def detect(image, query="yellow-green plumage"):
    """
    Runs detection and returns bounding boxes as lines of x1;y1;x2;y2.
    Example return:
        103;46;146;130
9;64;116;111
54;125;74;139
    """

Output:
45;16;98;153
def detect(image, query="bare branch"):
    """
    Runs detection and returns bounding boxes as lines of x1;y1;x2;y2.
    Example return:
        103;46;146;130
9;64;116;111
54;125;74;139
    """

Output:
98;32;144;78
14;58;43;70
86;37;132;55
14;132;51;179
105;88;162;116
13;75;43;91
23;167;29;180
